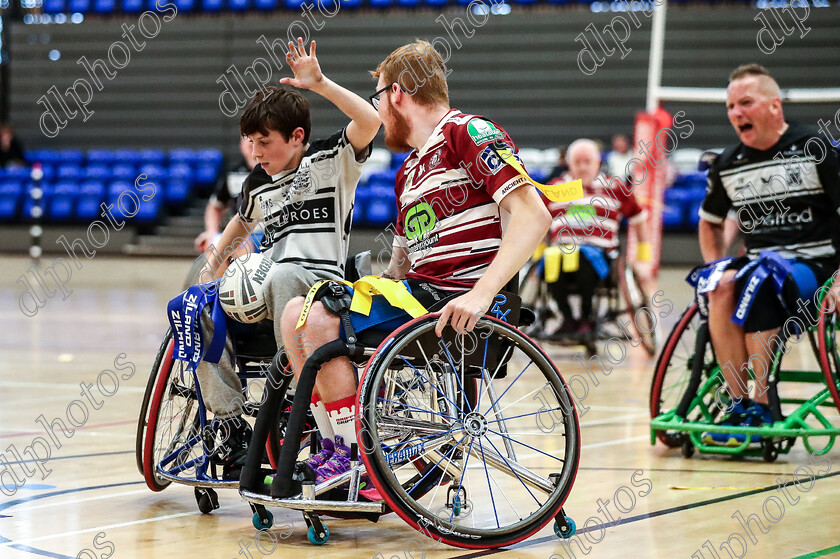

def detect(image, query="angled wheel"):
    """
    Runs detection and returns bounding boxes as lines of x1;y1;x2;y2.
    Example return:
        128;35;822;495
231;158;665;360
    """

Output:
817;291;840;413
649;302;720;448
136;329;173;476
618;257;657;357
519;259;557;338
357;315;580;549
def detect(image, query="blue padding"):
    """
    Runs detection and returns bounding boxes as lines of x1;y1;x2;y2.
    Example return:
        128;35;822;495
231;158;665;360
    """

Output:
791;262;819;301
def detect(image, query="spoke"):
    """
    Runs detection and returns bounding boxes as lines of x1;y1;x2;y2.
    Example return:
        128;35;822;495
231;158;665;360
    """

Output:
481;434;541;507
438;334;472;413
482;359;534;416
377;397;457;422
484;407;563;425
486;427;565;464
399;356;465;417
405;433;469;496
485;381;545;420
452;435;477;526
477;436;500;529
381;427;463;452
428;438;461;515
476;336;490;413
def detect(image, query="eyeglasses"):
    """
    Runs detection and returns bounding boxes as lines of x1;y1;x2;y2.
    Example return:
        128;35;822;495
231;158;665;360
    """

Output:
369;82;395;109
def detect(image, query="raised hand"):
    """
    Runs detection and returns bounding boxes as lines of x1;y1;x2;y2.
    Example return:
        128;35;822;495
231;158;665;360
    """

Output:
280;37;324;91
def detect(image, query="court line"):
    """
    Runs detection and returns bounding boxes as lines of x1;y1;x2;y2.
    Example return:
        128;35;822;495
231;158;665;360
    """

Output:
451;469;840;559
791;543;840;559
12;489;150;512
0;380;144;393
0;449;132;467
0;419;138;440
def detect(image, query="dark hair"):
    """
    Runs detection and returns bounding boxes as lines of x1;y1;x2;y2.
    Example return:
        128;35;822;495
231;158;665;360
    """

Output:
729;63;772;82
239;85;311;143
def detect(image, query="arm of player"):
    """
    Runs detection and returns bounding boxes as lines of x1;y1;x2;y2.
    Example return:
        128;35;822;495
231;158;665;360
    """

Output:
280;38;380;156
199;214;255;282
382;243;411;280
435;185;551;336
699;218;725;263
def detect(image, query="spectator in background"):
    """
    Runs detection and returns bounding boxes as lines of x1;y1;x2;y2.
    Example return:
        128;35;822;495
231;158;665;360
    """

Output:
0;123;25;167
606;133;633;180
194;135;258;252
546;144;568;182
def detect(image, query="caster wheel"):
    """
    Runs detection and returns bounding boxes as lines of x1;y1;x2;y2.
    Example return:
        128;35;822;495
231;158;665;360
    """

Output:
681;439;694;459
307;525;330;545
252;509;273;530
452;495;462;517
194;488;219;514
762;441;779;463
554;517;576;539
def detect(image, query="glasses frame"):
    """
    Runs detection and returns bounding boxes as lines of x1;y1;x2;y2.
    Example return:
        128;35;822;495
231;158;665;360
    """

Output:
369;82;395;109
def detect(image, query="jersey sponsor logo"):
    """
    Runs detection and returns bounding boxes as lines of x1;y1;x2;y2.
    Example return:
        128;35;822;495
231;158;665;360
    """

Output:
405;201;437;241
566;203;596;222
740;207;813;230
467;119;503;146
478;145;505;175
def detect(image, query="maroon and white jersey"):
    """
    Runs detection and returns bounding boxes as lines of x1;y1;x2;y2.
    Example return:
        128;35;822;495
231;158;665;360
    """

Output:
394;110;530;291
545;172;645;250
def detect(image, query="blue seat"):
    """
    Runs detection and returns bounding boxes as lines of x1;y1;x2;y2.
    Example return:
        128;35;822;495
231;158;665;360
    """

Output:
138;149;166;165
364;186;397;226
5;166;33;181
341;0;361;7
369;0;393;7
28;150;61;165
662;203;684;230
687;200;703;228
23;183;53;222
114;149;143;166
228;0;250;11
68;0;91;11
0;182;23;222
58;149;85;164
87;149;115;165
397;0;419;5
108;181;137;219
93;0;115;12
169;149;197;166
353;186;372;226
112;164;136;180
138;163;169;182
49;181;79;221
195;149;223;170
57;164;83;180
173;0;195;10
283;0;303;8
201;0;223;10
43;0;66;12
121;0;143;12
85;164;113;181
166;179;190;205
77;181;106;221
194;164;219;189
390;151;411;167
135;194;162;223
168;163;194;182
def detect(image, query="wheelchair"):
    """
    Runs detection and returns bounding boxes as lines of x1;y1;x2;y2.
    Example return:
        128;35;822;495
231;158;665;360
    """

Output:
236;281;582;549
649;277;840;462
519;243;657;358
136;252;368;516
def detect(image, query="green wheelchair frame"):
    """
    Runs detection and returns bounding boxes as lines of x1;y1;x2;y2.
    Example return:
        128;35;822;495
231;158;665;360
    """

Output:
649;278;840;462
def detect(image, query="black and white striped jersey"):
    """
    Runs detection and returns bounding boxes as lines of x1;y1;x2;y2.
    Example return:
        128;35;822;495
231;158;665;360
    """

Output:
700;122;840;265
238;128;371;280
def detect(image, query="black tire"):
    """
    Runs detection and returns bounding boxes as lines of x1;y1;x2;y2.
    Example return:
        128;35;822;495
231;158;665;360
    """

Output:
136;328;173;476
357;315;580;549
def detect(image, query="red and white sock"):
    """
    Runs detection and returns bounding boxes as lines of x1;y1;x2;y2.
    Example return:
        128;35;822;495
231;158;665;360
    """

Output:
325;394;357;446
310;394;335;442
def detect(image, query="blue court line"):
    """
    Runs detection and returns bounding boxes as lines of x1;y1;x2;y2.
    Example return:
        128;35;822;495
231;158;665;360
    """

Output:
1;450;132;467
0;481;144;559
450;469;840;558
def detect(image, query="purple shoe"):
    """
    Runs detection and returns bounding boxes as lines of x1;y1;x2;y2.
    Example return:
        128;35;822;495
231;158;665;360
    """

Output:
314;436;351;483
306;437;335;469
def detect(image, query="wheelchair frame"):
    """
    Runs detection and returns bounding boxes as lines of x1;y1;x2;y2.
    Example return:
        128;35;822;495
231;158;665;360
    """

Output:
236;289;582;549
649;279;840;462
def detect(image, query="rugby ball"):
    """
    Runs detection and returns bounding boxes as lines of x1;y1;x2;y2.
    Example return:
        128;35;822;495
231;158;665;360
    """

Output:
218;253;272;323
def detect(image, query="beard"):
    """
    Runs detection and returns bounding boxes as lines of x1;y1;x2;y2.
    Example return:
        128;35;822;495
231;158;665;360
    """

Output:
384;104;412;153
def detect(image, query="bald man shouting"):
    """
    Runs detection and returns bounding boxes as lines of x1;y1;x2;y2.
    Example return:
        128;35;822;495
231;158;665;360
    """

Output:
697;64;840;445
543;138;651;336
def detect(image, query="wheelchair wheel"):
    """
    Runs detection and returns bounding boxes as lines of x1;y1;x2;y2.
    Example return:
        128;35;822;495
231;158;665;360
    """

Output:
136;328;173;476
618;257;657;357
357;315;580;549
649;302;721;447
817;293;840;413
518;260;553;337
139;330;285;491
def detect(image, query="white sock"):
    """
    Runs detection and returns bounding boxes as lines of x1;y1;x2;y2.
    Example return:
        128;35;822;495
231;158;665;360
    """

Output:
325;395;357;446
309;396;335;443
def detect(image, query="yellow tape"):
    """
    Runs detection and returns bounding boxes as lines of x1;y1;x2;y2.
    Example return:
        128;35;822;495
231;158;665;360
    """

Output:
296;276;428;330
532;242;546;262
561;245;580;273
296;279;351;330
544;246;561;283
492;146;583;203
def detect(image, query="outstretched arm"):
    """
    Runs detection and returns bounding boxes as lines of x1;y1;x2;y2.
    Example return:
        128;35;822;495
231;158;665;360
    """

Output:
281;38;380;156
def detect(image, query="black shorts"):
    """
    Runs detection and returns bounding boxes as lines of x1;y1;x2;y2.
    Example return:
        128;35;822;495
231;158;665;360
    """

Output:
728;256;833;333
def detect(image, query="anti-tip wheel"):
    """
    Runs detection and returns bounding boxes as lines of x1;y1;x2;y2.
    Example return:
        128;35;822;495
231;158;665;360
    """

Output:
252;509;273;530
762;441;779;463
307;525;330;545
554;517;576;539
681;439;695;459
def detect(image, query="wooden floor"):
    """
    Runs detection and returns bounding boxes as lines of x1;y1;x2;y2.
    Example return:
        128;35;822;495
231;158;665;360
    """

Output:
1;255;839;559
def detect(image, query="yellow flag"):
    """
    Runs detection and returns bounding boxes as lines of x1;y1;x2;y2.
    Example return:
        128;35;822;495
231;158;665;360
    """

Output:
492;145;583;203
